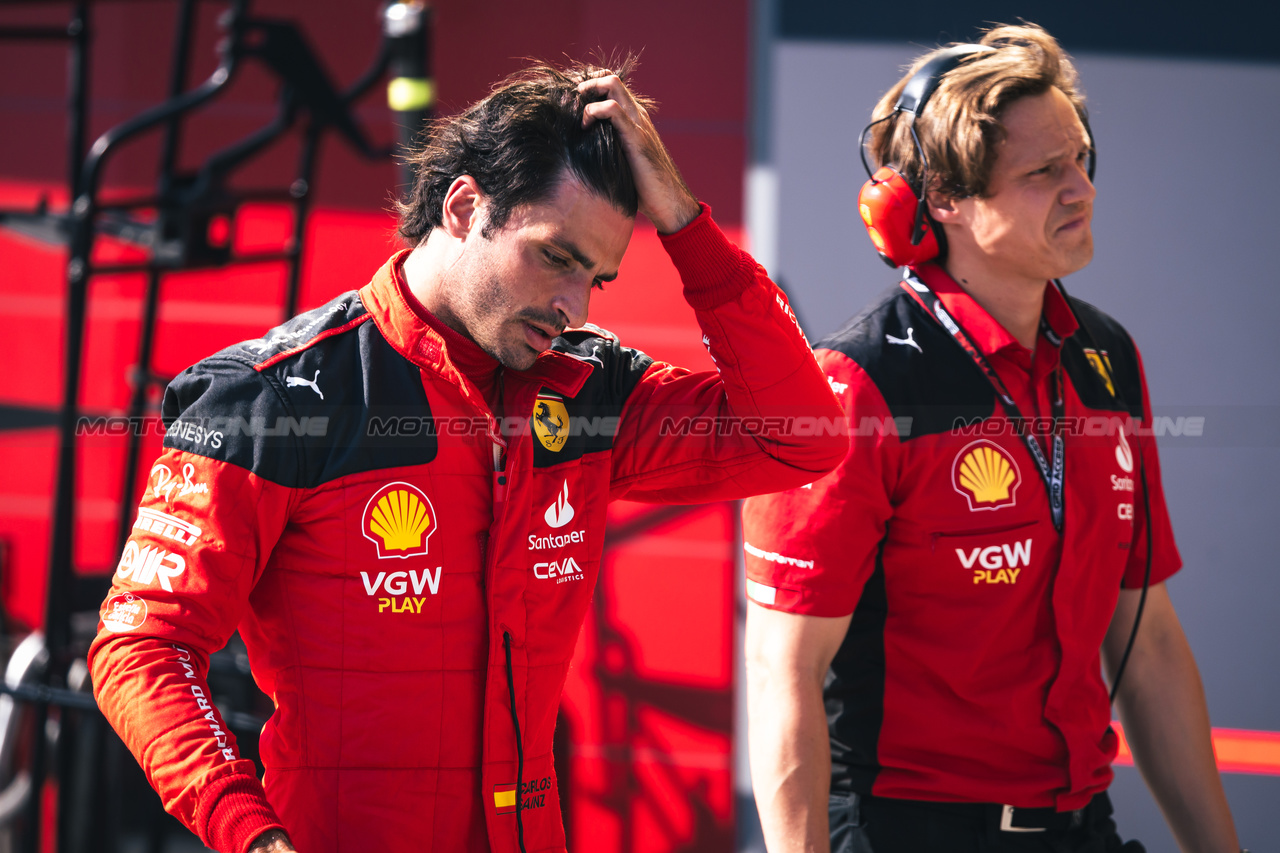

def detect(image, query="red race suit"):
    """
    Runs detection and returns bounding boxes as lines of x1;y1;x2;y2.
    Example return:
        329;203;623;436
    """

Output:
742;263;1181;811
89;206;847;853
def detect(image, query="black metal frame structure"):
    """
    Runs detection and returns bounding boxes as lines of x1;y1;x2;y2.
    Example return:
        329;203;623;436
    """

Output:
0;2;433;850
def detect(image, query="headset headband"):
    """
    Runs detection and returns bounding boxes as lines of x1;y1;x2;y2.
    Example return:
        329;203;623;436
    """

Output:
873;41;1095;183
895;43;996;116
858;43;996;186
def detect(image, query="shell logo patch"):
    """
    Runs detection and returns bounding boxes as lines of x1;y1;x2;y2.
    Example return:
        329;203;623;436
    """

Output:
1083;348;1116;398
362;482;437;559
952;440;1021;511
532;393;569;452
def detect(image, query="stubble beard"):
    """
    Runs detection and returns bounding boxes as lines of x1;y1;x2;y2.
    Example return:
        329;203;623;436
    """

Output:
444;242;569;371
444;245;535;370
471;273;535;371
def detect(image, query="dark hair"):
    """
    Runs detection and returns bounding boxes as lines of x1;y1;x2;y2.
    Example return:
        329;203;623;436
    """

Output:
868;23;1087;200
397;56;644;243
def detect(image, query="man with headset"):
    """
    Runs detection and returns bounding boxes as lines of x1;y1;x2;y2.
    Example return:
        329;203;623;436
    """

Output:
742;24;1242;853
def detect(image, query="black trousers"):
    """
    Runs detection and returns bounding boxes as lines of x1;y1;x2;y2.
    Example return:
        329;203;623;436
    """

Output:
829;791;1144;853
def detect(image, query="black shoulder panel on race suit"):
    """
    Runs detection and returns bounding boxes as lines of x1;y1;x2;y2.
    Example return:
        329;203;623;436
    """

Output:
530;327;655;468
161;292;438;488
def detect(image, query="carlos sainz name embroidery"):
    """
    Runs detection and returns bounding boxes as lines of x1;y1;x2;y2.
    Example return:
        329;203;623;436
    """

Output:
494;776;554;815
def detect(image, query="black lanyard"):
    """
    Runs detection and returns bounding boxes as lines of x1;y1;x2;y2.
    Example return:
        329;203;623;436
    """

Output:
900;271;1066;532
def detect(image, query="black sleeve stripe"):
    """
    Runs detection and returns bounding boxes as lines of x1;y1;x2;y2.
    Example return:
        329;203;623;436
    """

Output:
162;358;307;486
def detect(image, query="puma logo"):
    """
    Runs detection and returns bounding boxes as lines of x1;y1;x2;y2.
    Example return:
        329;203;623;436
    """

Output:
286;370;324;399
885;327;923;354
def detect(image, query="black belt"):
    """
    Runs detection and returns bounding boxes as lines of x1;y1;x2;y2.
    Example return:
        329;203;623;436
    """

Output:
858;791;1111;834
997;802;1087;833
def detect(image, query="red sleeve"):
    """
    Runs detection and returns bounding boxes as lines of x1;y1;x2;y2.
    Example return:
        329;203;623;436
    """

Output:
608;204;848;503
740;352;899;617
1123;345;1182;588
88;447;293;853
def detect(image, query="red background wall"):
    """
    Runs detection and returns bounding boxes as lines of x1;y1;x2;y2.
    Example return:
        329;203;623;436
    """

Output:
0;1;749;850
0;0;746;220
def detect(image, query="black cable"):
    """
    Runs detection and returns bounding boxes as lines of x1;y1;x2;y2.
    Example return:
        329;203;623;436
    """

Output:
1050;280;1152;703
856;113;894;180
906;121;931;246
1109;447;1153;703
503;631;528;853
0;680;98;712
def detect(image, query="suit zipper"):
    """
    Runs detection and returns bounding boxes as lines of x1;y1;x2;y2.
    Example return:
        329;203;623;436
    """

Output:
485;368;522;851
491;367;507;502
503;630;527;853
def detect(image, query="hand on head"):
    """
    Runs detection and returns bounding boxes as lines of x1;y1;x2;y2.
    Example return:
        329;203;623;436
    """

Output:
576;74;701;234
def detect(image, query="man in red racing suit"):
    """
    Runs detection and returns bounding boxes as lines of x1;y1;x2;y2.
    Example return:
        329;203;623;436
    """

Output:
88;63;847;853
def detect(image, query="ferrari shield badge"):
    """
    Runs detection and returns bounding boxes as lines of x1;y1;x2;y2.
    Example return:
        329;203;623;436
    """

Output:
1082;348;1116;398
532;393;570;452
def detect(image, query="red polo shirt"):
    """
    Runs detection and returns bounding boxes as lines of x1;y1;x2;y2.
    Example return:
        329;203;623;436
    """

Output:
742;263;1181;810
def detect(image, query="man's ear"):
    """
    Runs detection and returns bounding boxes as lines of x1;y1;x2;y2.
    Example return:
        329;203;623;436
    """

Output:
441;175;486;239
926;188;963;225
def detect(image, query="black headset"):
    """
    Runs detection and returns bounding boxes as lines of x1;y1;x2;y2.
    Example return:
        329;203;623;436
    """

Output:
856;43;1097;268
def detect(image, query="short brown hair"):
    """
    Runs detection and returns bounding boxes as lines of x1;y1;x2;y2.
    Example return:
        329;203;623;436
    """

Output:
866;23;1087;200
397;57;645;244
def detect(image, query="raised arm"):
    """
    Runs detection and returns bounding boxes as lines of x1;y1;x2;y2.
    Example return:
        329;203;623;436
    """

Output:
577;75;846;502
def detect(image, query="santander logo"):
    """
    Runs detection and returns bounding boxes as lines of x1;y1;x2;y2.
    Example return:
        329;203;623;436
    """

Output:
1116;429;1135;474
544;480;575;529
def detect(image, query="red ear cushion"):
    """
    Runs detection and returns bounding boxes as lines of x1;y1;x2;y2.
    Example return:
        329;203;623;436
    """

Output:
857;166;940;267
